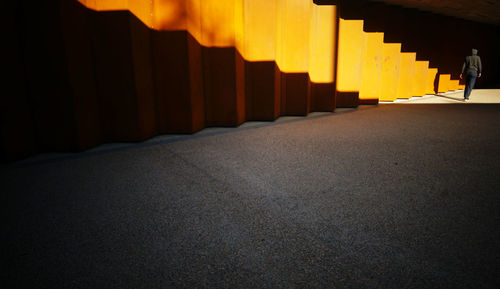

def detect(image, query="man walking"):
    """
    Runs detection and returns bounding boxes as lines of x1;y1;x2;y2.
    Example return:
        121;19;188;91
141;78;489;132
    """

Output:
460;49;482;102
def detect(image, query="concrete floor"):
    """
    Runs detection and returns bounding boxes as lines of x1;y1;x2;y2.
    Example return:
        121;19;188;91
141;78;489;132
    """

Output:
2;91;500;288
388;89;500;104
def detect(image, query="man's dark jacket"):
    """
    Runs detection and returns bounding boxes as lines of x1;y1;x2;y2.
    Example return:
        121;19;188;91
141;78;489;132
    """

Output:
462;49;482;74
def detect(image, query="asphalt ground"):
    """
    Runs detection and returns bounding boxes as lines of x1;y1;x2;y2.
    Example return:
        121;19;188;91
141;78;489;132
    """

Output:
390;89;500;104
2;92;500;288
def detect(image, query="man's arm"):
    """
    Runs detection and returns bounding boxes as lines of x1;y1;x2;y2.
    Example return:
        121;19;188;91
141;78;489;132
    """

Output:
460;58;467;79
460;61;466;79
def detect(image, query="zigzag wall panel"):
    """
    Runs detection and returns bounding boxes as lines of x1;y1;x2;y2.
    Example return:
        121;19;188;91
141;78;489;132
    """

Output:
413;61;429;96
438;74;451;93
449;80;460;91
397;52;416;99
336;19;364;107
3;0;500;161
427;68;438;95
309;4;336;111
380;43;401;102
359;32;384;104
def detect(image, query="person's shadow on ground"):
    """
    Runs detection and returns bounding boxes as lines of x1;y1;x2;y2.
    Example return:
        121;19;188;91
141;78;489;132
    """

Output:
434;93;464;102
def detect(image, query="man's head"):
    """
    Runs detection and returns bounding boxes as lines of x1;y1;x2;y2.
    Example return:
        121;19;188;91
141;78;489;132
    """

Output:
472;48;478;55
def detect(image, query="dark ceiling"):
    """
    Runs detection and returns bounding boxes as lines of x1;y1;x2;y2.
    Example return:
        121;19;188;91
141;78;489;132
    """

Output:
371;0;500;25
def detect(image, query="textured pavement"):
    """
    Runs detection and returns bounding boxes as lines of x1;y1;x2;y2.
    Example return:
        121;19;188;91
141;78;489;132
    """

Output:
2;103;500;288
391;89;500;104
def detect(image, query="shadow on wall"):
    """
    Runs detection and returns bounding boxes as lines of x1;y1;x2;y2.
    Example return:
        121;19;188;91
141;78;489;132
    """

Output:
339;0;500;89
2;0;335;162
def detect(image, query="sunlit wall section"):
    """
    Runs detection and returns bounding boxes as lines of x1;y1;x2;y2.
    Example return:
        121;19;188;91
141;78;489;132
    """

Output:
336;19;364;92
359;32;383;103
449;80;460;91
152;0;187;30
79;0;128;11
308;3;337;111
240;0;277;61
275;0;314;115
309;4;336;83
128;0;154;27
437;74;450;93
427;68;438;94
413;61;429;96
276;0;312;73
397;52;416;99
79;0;337;77
79;0;183;30
199;0;235;47
380;43;401;102
186;0;202;41
234;0;244;53
276;0;313;72
80;0;154;26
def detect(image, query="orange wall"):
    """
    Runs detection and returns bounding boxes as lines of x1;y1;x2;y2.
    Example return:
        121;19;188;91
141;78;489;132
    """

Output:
449;80;460;91
397;52;416;99
152;0;187;30
78;0;462;104
79;0;335;82
359;32;383;101
438;74;451;93
380;43;401;102
413;61;429;96
309;4;336;83
79;0;128;11
200;0;236;47
239;0;277;61
10;0;496;161
72;0;500;105
276;0;312;73
427;68;438;94
337;19;364;92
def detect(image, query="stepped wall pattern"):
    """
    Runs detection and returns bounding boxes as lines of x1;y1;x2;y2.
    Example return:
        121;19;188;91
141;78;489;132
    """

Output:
2;0;499;161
